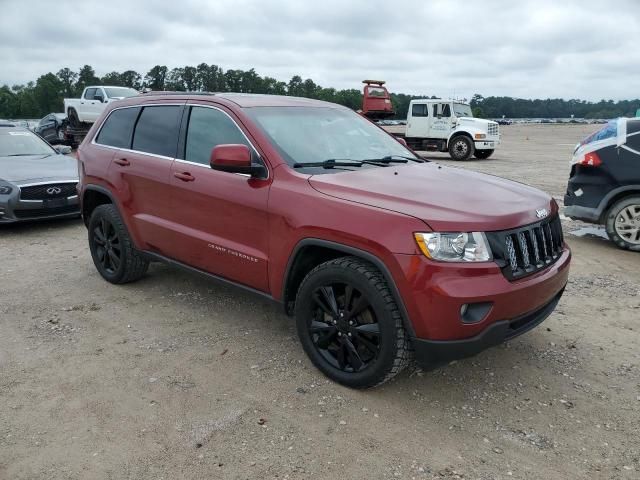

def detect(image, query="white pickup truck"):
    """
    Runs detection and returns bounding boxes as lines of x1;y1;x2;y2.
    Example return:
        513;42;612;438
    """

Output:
395;99;501;160
64;86;139;127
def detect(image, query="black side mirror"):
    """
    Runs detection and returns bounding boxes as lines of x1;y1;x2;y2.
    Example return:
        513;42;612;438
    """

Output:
94;94;104;103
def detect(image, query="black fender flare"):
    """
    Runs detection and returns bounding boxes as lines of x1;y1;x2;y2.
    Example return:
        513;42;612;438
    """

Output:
282;238;416;337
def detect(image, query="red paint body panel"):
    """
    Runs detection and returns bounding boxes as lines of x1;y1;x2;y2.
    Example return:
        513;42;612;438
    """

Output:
77;93;571;348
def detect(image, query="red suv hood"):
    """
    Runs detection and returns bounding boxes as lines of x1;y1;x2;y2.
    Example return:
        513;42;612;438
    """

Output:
308;163;554;232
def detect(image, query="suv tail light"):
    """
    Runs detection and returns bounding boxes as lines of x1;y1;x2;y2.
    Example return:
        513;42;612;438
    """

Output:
578;151;602;167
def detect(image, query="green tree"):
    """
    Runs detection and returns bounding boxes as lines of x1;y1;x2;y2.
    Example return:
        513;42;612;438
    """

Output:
144;65;168;90
56;68;77;97
76;65;100;95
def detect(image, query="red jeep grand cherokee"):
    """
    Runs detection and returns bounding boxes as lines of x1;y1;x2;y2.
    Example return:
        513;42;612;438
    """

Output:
77;93;570;388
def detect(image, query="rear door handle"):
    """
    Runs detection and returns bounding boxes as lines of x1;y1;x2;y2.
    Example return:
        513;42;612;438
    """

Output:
114;158;130;166
174;172;195;182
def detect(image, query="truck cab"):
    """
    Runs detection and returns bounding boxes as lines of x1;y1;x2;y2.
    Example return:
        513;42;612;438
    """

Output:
404;99;500;160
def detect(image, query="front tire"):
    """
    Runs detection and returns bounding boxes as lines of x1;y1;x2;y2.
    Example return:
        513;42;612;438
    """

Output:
88;204;149;283
474;149;494;159
294;257;410;388
604;197;640;251
448;135;474;160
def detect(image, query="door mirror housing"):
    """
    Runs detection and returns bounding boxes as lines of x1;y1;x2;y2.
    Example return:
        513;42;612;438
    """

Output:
94;94;104;102
210;144;266;177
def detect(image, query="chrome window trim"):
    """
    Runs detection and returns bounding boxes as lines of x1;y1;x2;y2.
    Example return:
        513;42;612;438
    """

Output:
91;103;268;179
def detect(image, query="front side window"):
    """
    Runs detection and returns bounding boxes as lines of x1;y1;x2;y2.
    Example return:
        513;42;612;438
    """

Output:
247;106;417;168
132;105;181;157
84;88;97;100
184;106;251;165
95;107;140;148
433;104;451;117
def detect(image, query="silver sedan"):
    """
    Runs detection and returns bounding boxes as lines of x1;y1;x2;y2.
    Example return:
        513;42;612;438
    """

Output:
0;127;80;223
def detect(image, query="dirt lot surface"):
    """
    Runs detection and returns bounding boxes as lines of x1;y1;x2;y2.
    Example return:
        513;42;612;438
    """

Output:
1;124;639;479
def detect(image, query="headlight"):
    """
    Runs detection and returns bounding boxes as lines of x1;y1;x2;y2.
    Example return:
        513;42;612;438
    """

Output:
0;185;13;195
414;232;492;262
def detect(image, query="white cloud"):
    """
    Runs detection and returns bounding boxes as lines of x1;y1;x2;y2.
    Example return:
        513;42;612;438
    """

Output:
0;0;638;100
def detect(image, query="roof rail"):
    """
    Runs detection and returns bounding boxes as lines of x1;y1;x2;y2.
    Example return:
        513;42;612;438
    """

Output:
140;91;217;96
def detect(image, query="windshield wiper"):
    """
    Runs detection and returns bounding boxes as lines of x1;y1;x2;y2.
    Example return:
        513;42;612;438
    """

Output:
7;153;50;157
365;155;426;163
293;159;365;169
293;158;395;169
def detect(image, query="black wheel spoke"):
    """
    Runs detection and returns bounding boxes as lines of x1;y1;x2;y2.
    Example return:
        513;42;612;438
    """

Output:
93;227;106;245
343;338;364;371
319;286;339;316
355;323;380;336
108;249;120;270
354;332;379;354
346;293;370;320
312;292;334;316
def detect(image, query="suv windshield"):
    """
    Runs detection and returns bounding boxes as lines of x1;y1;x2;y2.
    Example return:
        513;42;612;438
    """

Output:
104;88;138;98
246;107;417;167
453;103;473;117
0;131;54;156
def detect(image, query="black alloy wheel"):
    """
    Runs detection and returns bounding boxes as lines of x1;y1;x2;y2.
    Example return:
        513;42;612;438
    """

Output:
92;217;121;275
88;204;149;284
309;282;381;373
295;257;409;388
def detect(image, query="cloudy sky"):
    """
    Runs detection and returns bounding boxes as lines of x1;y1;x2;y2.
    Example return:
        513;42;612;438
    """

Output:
1;0;638;100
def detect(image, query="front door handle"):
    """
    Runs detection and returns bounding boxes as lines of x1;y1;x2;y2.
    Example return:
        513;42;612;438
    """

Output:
114;158;130;166
174;172;195;182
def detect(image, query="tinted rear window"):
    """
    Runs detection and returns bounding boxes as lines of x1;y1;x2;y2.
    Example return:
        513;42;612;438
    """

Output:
132;105;181;157
96;107;140;148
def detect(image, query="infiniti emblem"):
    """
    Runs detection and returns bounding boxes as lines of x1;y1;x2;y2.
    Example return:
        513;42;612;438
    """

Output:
46;186;62;195
536;208;549;219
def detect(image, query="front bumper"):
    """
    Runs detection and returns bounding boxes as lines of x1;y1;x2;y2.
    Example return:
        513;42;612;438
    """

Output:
411;288;564;367
0;183;80;223
391;246;570;361
474;139;499;149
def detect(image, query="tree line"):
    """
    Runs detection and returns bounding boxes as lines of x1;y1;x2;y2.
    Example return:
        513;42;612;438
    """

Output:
1;64;638;120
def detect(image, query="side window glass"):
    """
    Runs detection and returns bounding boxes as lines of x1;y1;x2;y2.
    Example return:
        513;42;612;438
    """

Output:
184;106;251;165
442;104;451;117
84;88;96;100
95;107;140;148
132;105;181;157
411;104;428;117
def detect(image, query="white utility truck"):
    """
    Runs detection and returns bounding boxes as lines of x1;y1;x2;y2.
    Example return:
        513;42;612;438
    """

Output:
395;99;501;160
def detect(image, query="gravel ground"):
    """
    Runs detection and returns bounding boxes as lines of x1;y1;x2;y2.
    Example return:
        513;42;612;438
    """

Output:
1;124;639;479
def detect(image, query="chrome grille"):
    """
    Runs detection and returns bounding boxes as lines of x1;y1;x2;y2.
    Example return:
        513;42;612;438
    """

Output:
488;122;499;136
487;214;564;281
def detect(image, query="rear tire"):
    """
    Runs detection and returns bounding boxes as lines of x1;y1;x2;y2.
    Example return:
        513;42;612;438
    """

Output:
474;149;494;159
604;196;640;251
88;204;149;283
448;135;474;160
294;256;410;389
